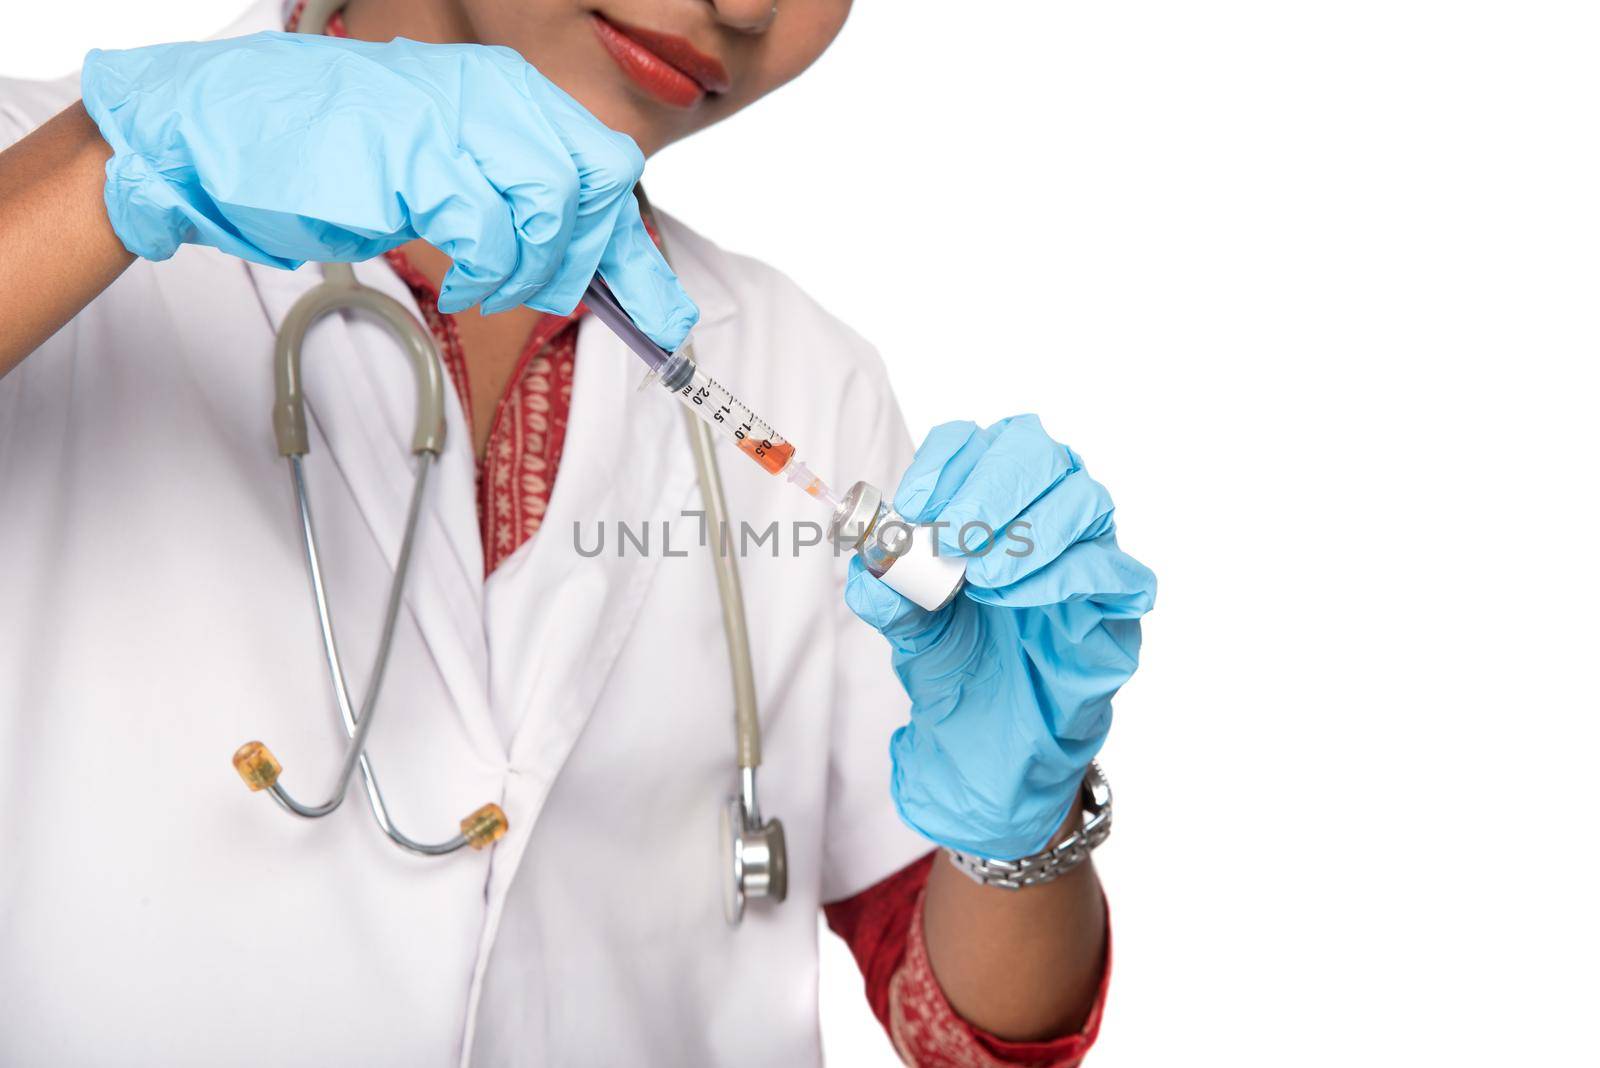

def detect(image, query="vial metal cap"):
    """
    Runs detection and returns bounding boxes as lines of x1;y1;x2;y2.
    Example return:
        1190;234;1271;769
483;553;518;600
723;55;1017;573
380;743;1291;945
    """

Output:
828;481;882;549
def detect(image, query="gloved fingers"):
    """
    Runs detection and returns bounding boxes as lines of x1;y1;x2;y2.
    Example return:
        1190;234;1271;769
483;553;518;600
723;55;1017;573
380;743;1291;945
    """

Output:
424;196;521;314
496;62;697;342
960;466;1116;589
892;421;985;522
521;127;650;319
457;50;628;316
473;156;579;315
896;415;1073;528
198;36;515;280
401;139;522;315
930;415;1076;558
519;67;652;319
844;556;923;638
1017;611;1144;708
459;103;583;310
965;533;1156;617
596;203;700;352
844;557;950;650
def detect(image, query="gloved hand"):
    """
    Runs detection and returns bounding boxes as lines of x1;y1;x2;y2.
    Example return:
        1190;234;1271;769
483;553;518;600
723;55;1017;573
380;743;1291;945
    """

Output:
846;415;1156;860
79;32;696;349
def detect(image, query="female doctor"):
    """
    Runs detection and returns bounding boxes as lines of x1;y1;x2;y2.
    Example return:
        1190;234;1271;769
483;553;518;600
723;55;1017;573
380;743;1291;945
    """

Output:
0;0;1155;1064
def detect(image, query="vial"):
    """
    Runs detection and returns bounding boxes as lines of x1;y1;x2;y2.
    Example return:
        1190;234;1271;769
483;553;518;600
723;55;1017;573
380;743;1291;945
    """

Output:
827;481;966;612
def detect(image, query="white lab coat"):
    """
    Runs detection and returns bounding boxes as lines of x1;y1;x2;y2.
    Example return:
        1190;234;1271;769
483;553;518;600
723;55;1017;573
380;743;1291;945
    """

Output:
0;13;930;1062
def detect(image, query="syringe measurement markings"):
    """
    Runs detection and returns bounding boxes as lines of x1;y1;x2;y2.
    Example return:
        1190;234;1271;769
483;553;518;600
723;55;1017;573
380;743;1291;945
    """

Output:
678;371;794;475
594;292;837;504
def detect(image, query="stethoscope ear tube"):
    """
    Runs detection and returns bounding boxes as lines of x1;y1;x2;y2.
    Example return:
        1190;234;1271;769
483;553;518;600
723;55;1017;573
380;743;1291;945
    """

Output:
690;403;790;926
236;60;781;893
265;0;502;854
640;192;786;925
272;262;446;457
237;260;504;855
294;0;345;36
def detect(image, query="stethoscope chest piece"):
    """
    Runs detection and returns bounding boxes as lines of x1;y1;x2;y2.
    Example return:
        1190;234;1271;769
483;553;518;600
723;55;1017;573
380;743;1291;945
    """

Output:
721;791;788;926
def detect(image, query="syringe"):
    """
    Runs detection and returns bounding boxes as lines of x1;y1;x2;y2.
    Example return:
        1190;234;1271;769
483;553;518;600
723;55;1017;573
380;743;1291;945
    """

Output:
586;276;967;612
584;277;838;509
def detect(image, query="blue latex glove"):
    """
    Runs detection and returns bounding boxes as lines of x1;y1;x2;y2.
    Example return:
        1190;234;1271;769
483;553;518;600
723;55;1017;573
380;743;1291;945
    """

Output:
846;415;1156;860
80;32;696;349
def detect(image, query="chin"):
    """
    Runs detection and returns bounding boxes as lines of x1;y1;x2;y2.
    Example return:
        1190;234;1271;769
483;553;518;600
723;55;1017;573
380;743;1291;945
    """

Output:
578;90;681;157
483;16;749;157
511;58;677;156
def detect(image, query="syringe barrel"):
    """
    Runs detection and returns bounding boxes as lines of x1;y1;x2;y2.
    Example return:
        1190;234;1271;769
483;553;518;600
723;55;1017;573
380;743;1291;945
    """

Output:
584;284;830;495
658;352;797;477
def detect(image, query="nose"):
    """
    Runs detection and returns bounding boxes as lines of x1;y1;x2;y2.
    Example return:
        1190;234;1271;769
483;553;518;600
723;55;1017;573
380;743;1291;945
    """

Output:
709;0;777;33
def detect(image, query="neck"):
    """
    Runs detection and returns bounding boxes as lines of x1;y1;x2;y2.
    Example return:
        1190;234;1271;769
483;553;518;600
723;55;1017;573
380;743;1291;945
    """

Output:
339;0;477;44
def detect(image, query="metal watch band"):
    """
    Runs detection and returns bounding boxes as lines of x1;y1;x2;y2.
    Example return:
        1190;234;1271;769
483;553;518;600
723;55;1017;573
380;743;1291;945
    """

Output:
943;761;1112;891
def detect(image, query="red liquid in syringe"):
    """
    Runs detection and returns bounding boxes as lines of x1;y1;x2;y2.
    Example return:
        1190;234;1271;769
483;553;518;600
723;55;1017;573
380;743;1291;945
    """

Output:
737;435;796;474
675;364;837;508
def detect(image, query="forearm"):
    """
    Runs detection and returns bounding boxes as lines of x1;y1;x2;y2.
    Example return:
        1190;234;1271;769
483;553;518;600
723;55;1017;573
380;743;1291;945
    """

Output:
921;794;1107;1042
0;101;133;377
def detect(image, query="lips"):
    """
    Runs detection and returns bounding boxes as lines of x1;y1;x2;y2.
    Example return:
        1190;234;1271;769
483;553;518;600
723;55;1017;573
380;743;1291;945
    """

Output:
590;14;731;108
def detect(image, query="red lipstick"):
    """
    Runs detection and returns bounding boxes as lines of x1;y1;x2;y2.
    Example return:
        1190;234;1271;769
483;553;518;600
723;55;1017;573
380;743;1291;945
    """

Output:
590;14;731;109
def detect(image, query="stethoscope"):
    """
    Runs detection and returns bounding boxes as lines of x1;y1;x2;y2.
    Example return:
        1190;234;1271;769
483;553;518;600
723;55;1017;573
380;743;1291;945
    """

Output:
230;0;785;925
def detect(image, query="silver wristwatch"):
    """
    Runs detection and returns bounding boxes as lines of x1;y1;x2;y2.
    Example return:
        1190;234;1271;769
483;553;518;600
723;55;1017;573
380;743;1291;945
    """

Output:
943;761;1112;891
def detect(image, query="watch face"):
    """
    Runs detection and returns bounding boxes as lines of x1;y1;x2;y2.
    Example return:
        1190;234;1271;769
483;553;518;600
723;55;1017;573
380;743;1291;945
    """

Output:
1084;760;1112;811
720;798;744;926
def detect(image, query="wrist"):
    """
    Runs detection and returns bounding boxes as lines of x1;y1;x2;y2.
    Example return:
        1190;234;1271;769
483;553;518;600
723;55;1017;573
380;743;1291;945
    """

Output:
98;153;189;262
943;762;1111;891
80;60;180;262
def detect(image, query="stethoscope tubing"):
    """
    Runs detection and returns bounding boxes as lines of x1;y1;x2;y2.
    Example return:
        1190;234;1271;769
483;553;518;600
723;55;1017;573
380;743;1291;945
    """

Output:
281;451;471;854
244;0;773;876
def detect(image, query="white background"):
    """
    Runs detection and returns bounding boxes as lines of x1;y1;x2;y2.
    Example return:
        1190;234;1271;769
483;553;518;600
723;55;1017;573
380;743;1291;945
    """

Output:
6;3;1598;1065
